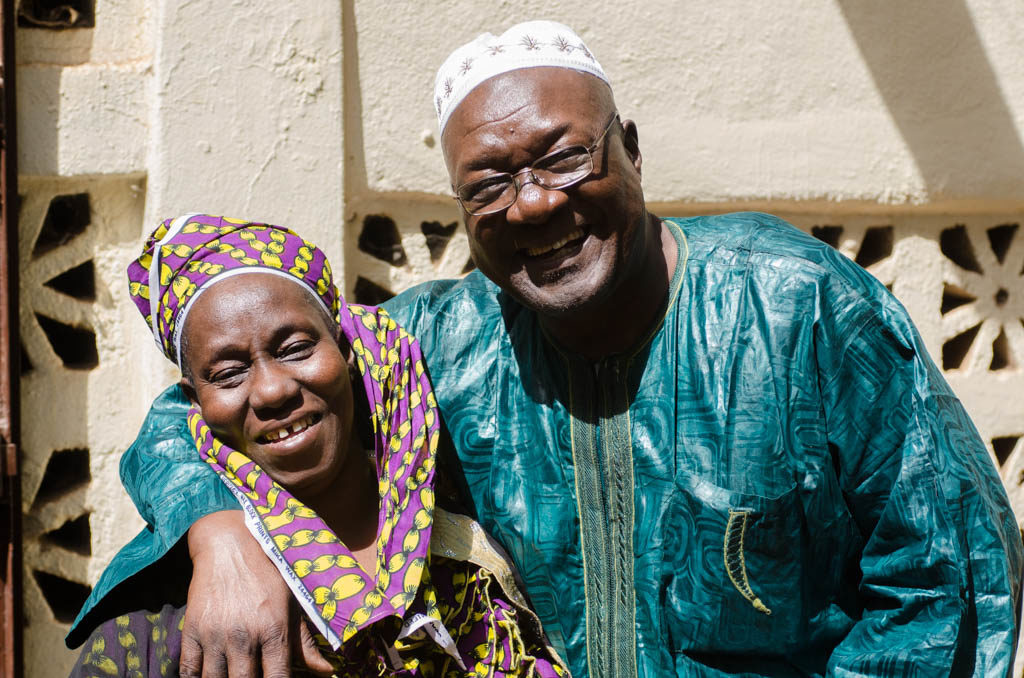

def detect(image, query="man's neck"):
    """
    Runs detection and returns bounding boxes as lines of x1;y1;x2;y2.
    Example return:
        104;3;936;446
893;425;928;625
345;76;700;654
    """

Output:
540;215;677;361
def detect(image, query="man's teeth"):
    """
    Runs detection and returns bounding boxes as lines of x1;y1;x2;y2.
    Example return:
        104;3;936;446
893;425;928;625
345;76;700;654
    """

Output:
525;229;584;257
264;415;314;442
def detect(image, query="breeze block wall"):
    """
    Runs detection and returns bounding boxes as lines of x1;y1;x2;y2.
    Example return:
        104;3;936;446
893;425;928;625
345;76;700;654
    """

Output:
16;1;1024;676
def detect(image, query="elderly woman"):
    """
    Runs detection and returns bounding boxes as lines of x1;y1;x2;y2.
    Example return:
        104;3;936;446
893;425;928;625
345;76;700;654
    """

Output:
69;214;567;677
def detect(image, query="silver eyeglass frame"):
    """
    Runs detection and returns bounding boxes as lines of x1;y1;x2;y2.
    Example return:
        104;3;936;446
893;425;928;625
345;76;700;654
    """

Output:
453;112;621;216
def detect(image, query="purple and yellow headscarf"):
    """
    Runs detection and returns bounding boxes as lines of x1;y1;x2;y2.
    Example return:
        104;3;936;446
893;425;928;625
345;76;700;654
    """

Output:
127;214;442;653
127;213;340;366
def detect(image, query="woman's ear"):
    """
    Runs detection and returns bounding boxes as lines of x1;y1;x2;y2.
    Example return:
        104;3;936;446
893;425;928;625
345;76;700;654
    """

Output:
339;335;359;376
179;377;199;407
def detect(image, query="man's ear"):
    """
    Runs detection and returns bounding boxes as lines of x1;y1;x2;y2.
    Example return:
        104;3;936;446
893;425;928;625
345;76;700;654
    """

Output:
179;377;199;407
620;119;642;177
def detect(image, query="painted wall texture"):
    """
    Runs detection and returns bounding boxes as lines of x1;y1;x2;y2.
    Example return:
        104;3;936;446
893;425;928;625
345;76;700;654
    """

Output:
14;0;1024;675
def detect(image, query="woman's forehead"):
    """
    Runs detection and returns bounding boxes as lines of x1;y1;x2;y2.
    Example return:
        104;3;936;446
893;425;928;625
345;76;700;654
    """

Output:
187;274;329;339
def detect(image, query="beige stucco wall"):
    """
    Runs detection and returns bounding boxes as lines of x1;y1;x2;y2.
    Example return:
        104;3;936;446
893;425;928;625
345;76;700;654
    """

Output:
349;0;1024;208
14;1;1024;675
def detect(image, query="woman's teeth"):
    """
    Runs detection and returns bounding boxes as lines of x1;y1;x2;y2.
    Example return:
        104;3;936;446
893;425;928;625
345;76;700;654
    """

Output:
262;414;315;442
525;229;583;257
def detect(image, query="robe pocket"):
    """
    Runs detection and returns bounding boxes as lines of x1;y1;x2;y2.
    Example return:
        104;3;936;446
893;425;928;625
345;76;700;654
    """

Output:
664;472;804;653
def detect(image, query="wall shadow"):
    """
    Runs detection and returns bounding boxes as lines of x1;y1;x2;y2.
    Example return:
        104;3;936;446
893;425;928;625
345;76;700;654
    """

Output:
836;0;1024;199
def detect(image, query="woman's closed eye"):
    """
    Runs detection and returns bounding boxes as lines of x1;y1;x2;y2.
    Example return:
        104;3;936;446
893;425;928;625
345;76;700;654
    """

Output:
207;362;248;386
279;339;316;360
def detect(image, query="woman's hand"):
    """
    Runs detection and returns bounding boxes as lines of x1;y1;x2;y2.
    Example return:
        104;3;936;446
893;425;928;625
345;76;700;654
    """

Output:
179;510;335;678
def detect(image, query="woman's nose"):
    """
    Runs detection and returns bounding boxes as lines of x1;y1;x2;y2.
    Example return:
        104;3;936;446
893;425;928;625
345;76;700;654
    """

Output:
248;360;300;412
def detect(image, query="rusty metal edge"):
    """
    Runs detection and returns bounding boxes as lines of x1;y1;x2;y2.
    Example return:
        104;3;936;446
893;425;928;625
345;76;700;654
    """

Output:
0;0;21;674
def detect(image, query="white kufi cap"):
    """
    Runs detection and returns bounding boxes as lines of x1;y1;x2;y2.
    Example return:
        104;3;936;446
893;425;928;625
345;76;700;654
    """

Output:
434;20;610;133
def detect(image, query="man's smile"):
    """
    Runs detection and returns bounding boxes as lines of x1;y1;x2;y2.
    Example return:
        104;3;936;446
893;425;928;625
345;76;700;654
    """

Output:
522;228;586;258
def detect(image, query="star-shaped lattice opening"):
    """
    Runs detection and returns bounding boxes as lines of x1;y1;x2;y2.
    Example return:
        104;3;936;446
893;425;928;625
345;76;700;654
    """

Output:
34;313;98;370
40;514;92;556
31;447;91;507
995;435;1024;513
348;206;473;305
17;0;94;28
18;180;145;663
43;260;95;300
939;223;1023;372
353;276;396;305
23;192;100;372
32;193;90;257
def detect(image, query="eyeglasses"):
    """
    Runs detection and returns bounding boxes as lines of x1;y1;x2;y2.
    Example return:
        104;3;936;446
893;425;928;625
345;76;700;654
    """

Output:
454;113;621;216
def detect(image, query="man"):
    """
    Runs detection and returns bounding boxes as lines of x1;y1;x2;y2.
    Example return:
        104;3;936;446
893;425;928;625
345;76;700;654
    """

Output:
69;21;1021;677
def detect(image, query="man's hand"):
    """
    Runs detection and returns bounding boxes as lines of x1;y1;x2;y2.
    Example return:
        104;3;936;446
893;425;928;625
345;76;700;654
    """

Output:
179;510;335;678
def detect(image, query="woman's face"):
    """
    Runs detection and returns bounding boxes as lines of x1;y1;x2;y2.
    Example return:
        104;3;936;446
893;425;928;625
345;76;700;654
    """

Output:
180;274;355;500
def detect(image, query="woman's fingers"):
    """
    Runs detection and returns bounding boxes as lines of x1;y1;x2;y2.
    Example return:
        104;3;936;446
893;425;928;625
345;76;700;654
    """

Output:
180;607;292;678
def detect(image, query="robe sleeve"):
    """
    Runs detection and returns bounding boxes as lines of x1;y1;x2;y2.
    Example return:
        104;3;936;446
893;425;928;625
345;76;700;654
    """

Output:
118;383;237;528
814;278;1022;676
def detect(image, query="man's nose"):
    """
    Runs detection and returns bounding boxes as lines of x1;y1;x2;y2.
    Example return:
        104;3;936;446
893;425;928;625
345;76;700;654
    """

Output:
249;360;300;412
505;172;569;225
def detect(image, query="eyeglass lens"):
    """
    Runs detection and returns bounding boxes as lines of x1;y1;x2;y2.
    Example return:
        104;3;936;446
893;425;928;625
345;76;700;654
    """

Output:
458;113;618;215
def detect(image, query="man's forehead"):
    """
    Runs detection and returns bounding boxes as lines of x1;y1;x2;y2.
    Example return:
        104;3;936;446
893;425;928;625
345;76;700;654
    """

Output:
458;68;607;124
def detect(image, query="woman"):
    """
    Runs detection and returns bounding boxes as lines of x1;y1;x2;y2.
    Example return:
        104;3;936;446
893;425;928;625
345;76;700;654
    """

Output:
70;214;568;677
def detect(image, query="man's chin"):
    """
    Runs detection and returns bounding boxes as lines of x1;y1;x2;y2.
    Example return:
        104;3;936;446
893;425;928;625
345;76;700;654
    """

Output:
511;273;612;321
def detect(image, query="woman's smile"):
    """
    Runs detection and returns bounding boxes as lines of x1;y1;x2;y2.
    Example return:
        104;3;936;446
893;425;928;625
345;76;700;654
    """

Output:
256;412;322;444
179;273;359;504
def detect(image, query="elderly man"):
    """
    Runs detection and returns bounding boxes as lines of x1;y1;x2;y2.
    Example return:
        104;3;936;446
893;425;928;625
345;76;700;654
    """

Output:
69;21;1020;678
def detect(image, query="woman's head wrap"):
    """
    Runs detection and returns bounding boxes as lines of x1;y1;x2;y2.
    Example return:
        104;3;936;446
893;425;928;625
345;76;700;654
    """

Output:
434;20;610;133
126;213;340;367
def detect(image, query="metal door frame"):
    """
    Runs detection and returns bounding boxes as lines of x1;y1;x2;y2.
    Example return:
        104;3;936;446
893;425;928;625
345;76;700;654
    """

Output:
0;0;20;674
